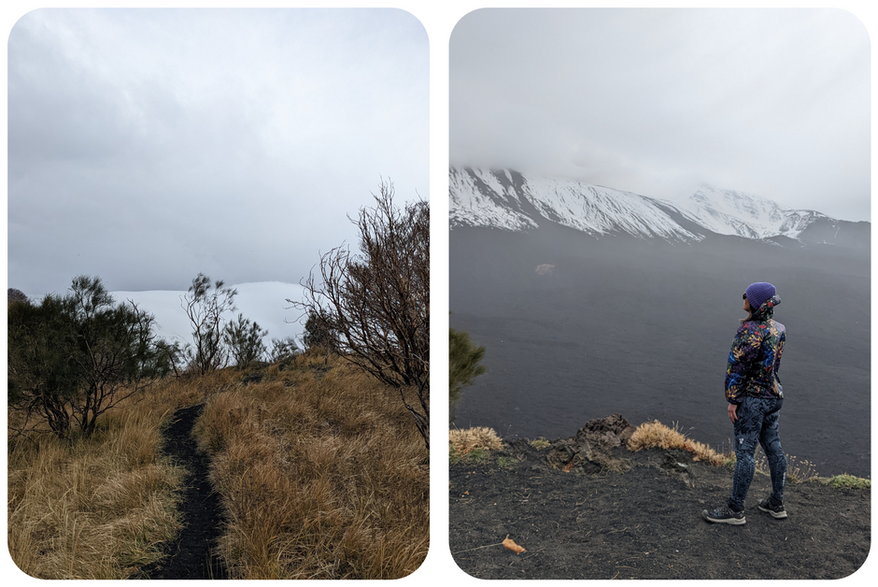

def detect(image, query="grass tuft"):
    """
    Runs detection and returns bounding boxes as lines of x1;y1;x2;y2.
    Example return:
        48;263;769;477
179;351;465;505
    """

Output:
825;474;870;490
754;454;818;484
529;437;551;450
449;426;504;458
627;420;727;466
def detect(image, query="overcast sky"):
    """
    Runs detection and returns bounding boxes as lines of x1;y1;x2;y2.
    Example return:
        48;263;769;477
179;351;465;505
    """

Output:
450;8;869;221
8;8;427;299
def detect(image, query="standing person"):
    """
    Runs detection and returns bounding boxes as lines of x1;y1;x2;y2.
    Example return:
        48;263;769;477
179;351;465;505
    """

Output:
702;282;788;525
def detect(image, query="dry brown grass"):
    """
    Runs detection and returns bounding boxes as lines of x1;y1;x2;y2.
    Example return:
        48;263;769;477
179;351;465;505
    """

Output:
627;420;728;466
7;394;183;578
192;353;429;579
449;426;505;457
6;369;244;579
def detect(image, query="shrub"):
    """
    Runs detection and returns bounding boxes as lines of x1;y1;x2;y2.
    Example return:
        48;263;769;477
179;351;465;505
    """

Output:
8;276;161;438
302;309;338;352
529;438;551;450
295;182;429;450
449;328;486;417
8;287;28;304
183;273;236;374
268;337;299;364
826;474;870;490
449;426;504;457
223;313;268;369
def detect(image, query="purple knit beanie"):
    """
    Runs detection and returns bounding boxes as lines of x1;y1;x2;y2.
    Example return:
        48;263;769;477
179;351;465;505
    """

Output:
745;282;776;311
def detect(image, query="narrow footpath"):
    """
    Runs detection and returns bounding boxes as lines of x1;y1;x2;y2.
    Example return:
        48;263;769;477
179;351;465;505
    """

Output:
135;404;228;579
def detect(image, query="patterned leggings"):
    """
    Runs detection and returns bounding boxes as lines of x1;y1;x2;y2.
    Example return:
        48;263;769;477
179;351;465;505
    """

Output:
729;396;787;511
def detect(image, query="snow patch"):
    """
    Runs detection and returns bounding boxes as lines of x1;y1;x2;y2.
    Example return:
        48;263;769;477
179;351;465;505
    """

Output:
112;281;306;348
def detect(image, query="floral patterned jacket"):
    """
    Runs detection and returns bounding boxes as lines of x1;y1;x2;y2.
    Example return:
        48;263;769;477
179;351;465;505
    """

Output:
725;295;785;404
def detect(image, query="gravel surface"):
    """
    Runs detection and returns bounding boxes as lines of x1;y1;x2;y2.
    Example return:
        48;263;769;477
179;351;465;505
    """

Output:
449;418;870;580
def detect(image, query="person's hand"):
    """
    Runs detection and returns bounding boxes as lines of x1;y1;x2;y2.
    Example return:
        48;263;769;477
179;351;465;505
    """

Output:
727;403;738;422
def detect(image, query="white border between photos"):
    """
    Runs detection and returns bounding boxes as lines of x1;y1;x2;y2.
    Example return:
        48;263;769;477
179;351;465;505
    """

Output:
1;1;875;586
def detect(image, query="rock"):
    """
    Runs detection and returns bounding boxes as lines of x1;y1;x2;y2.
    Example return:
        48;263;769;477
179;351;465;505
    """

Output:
574;413;636;448
658;449;697;487
545;415;634;473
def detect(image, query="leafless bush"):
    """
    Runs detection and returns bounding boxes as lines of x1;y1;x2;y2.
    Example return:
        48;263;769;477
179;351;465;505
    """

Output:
293;181;429;450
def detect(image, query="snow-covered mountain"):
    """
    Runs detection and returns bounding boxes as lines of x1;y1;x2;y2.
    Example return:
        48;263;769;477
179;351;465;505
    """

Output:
111;281;306;348
450;167;866;246
681;184;826;240
450;167;699;240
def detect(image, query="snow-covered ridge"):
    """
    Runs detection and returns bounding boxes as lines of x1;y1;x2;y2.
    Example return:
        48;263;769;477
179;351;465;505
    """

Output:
450;168;699;241
450;167;854;244
449;167;536;230
681;184;828;239
111;281;306;347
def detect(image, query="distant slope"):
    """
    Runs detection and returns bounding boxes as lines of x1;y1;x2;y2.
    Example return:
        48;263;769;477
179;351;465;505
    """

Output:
450;167;700;241
450;167;869;249
112;281;306;346
449;224;870;477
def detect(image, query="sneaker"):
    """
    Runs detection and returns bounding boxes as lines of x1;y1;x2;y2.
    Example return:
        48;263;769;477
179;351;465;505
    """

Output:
757;497;788;519
702;505;746;525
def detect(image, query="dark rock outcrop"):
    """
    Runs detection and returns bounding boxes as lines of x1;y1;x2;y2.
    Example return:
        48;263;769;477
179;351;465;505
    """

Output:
543;414;636;473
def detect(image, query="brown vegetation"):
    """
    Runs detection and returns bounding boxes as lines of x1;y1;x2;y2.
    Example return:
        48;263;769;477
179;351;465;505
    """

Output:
7;387;185;578
296;183;430;449
7;370;242;579
627;420;728;466
449;426;504;457
8;350;427;579
192;353;429;579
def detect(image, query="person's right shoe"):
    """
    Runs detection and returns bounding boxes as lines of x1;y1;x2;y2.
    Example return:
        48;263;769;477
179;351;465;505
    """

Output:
702;505;746;525
757;497;788;519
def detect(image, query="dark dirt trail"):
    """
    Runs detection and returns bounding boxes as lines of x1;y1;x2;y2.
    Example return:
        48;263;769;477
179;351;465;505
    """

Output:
134;404;228;580
450;417;870;580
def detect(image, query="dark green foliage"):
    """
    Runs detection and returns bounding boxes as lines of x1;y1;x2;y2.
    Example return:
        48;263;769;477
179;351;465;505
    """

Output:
146;339;186;379
183;273;237;374
7;288;28;304
223;313;268;369
269;337;299;364
8;295;77;437
449;328;486;413
7;276;160;438
302;309;338;352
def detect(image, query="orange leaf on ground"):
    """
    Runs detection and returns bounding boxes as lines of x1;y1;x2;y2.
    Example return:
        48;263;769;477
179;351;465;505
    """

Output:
563;462;574;472
502;537;526;554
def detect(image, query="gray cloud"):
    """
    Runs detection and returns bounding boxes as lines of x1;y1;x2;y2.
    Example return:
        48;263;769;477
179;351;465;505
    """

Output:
451;8;869;220
8;8;427;298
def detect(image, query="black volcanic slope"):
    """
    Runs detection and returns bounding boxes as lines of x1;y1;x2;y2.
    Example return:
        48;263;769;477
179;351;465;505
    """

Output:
450;225;870;477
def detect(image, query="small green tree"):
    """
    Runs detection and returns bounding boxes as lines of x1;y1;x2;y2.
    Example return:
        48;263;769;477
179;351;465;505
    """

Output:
302;308;338;352
8;288;28;304
145;339;186;378
8;295;78;437
223;313;268;369
8;276;160;438
182;273;237;374
449;328;486;417
269;337;299;364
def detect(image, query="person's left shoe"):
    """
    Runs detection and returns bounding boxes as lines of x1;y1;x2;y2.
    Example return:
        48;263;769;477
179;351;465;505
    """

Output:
702;505;746;525
757;496;788;519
